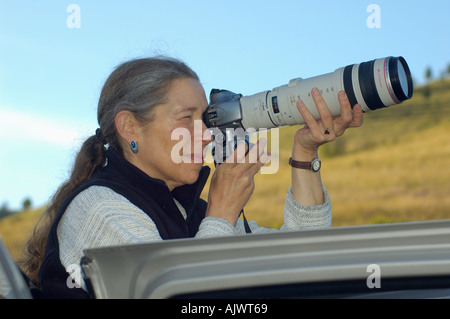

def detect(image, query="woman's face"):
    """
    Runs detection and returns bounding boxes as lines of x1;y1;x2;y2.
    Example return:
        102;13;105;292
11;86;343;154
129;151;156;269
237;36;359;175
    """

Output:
131;77;212;190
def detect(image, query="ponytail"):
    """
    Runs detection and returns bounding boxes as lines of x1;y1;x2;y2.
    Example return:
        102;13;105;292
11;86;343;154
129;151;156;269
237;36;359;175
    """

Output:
18;134;107;286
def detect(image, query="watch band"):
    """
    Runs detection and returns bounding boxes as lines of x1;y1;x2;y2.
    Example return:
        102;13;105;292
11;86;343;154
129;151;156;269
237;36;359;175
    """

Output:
289;157;321;172
289;157;312;169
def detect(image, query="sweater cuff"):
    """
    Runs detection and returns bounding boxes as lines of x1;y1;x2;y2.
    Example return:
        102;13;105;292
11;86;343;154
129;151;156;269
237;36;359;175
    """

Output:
195;216;236;238
283;185;332;230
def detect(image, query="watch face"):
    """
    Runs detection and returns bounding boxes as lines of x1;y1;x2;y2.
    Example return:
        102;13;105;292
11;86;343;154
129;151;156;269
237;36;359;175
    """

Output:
311;159;321;172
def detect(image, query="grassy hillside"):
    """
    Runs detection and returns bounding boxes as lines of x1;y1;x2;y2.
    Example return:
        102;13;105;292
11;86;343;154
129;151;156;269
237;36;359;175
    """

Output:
0;207;44;260
1;79;449;260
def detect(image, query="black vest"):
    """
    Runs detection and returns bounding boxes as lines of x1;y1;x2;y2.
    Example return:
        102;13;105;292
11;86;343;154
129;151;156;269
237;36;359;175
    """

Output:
35;150;210;299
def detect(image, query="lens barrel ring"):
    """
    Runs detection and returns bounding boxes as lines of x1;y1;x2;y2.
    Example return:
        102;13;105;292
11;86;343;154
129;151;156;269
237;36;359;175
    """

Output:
358;60;386;110
343;65;359;109
389;56;413;102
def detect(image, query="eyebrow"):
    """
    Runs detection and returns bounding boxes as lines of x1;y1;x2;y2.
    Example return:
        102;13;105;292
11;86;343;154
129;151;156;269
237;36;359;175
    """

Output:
176;105;208;113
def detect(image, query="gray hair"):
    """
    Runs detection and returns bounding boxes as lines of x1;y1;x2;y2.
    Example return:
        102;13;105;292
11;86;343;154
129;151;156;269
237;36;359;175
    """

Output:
98;56;200;151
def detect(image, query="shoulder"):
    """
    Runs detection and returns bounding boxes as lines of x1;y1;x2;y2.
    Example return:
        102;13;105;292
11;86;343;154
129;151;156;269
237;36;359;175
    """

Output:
58;185;162;246
67;185;137;211
56;186;162;291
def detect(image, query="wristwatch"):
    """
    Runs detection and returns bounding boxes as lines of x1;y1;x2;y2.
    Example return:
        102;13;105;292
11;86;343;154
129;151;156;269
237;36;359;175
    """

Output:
289;157;321;172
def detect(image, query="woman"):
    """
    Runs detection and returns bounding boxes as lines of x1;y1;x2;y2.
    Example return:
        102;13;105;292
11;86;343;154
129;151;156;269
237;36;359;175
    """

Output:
19;56;363;298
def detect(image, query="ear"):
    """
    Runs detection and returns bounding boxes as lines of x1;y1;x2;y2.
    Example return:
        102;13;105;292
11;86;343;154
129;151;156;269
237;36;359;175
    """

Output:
115;110;138;146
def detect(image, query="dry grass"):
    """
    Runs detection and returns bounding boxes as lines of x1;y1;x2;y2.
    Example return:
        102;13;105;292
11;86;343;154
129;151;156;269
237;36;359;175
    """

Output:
321;122;450;226
0;207;44;260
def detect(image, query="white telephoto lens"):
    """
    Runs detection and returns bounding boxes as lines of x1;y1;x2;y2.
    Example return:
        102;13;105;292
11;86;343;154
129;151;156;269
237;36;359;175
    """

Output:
239;56;412;130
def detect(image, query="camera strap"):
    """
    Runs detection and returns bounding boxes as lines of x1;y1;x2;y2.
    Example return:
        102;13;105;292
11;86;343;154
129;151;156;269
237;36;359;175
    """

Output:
240;209;252;234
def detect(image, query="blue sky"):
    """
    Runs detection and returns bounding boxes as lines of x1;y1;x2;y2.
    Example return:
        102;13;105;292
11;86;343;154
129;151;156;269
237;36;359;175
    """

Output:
1;0;449;209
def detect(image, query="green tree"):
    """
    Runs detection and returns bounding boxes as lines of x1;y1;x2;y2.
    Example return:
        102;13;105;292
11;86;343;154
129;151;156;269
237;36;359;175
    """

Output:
423;66;433;102
425;66;433;83
0;202;13;219
22;197;32;211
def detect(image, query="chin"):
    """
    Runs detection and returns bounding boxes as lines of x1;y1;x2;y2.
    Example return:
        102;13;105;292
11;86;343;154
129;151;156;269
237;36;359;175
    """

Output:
179;164;203;185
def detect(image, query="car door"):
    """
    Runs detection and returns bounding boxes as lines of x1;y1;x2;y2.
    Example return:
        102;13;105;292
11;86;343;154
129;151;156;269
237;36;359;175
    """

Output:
0;236;32;299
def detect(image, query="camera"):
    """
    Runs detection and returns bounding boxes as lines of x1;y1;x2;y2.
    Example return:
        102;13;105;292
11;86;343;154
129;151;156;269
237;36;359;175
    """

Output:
203;56;413;161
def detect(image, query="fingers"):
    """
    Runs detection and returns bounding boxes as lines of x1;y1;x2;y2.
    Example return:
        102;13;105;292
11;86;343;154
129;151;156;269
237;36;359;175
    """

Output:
208;136;270;223
333;90;355;136
241;138;270;176
229;140;248;163
296;95;335;142
246;137;269;163
294;88;365;155
297;89;364;136
248;141;271;175
221;137;270;175
231;137;269;164
311;88;335;135
349;103;364;127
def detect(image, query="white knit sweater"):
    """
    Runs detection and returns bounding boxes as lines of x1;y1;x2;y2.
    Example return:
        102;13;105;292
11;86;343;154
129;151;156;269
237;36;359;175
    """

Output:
57;185;332;290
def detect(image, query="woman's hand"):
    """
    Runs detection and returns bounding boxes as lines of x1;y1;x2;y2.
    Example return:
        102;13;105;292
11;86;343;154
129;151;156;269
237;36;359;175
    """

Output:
293;88;363;160
206;138;270;226
290;88;364;207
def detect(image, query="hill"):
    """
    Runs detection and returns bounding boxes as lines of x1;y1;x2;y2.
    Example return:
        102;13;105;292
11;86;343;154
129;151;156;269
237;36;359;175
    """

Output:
1;79;449;260
0;207;44;260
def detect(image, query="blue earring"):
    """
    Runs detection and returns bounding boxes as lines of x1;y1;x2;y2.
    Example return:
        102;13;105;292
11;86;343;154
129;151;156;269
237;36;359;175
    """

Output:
130;141;139;154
